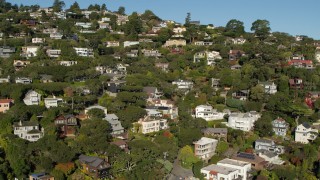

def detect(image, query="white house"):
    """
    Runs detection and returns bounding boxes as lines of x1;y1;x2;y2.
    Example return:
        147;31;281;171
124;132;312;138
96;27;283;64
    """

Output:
106;41;120;47
231;38;246;45
227;111;261;131
217;158;252;180
23;90;41;106
134;116;168;134
46;49;61;58
195;105;229;121
272;118;289;137
103;114;125;135
73;48;94;57
172;79;193;90
258;151;284;165
258;81;277;94
59;61;77;66
13;121;44;142
194;51;222;66
194;137;218;160
32;38;45;44
75;22;92;29
295;123;318;144
21;46;39;58
124;41;139;47
173;27;186;34
50;33;63;39
15;77;32;84
255;139;284;154
0;76;10;83
44;97;63;108
201;164;239;180
194;41;213;46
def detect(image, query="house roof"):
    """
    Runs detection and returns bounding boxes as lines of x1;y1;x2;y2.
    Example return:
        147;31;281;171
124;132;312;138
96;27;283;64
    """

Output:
0;99;14;104
143;87;157;94
218;158;250;167
256;139;273;144
104;114;118;121
301;122;311;129
201;164;238;175
79;154;107;169
202;128;228;134
194;137;218;145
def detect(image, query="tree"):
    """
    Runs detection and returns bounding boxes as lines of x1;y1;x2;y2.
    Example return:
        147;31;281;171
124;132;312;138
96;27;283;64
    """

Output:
69;2;80;14
225;19;245;37
124;12;143;38
254;113;273;137
52;0;65;12
251;19;271;40
250;85;265;102
76;119;112;154
87;108;106;119
178;145;200;169
117;6;125;15
193;161;204;179
185;12;191;27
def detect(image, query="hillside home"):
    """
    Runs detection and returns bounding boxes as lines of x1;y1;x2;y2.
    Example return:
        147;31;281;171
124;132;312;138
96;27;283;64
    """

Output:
116;64;127;74
40;74;53;83
172;79;193;90
43;28;58;34
0;46;15;58
194;41;213;46
231;37;246;45
212;78;220;91
202;128;228;141
201;164;239;180
272;118;289;137
123;41;139;47
74;48;94;57
13;60;30;71
29;172;54;180
217;158;252;180
103;114;125;136
111;140;129;153
106;80;126;94
75;22;92;29
195;105;229;121
0;76;10;83
105;41;120;47
20;19;36;27
194;137;218;160
116;15;129;25
232;152;268;170
21;46;39;58
146;108;162;117
50;33;63;39
79;155;110;179
0;99;14;113
133;116;168;134
231;64;242;70
258;81;277;94
81;10;99;19
227;111;260;131
289;78;303;89
173;27;186;34
163;39;186;47
54;114;78;137
155;63;169;72
126;49;139;57
32;38;45;44
292;54;305;60
305;91;320;108
143;87;163;100
141;49;162;57
46;49;61;58
99;22;109;29
59;61;78;66
16;77;32;84
149;99;179;119
257;150;285;165
288;60;313;69
44;97;63;108
23;90;41;106
255;139;284;154
13;121;44;142
229;50;245;61
194;51;222;66
295;123;318;144
232;90;249;101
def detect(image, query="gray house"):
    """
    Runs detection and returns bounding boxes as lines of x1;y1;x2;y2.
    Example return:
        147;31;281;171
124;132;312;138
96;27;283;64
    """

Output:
272;118;289;137
103;114;124;136
255;139;284;154
0;46;15;58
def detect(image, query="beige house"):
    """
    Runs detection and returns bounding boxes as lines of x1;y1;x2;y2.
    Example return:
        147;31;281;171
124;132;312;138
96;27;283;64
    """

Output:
194;137;218;160
0;99;14;113
163;39;186;47
133;116;168;134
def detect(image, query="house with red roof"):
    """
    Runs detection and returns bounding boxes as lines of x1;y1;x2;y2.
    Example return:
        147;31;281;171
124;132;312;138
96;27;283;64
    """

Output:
0;99;14;113
287;59;314;69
